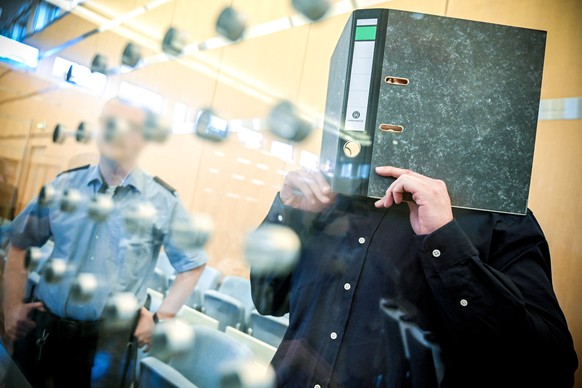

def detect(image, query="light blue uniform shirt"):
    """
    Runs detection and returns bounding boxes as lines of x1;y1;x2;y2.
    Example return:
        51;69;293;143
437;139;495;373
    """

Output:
9;165;208;320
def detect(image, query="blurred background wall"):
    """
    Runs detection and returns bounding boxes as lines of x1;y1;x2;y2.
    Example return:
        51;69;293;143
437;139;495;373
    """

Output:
0;0;580;383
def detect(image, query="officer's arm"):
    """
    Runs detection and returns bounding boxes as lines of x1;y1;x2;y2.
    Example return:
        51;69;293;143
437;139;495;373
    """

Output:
157;266;204;318
135;265;205;352
135;195;208;351
3;196;52;342
4;246;27;308
159;197;210;316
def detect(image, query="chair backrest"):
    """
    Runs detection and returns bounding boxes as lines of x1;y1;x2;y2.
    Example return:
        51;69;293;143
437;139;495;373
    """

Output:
204;290;245;331
169;326;254;388
403;324;444;388
249;311;289;348
140;357;196;388
219;276;255;323
176;305;220;330
379;299;409;388
225;326;277;368
186;267;222;309
198;266;222;291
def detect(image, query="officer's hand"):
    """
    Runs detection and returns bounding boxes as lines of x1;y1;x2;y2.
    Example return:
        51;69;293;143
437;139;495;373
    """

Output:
280;169;336;213
134;307;154;353
4;302;45;342
374;166;453;235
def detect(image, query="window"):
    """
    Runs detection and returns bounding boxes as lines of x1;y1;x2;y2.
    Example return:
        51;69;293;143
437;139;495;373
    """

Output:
171;102;191;134
118;81;164;114
231;120;263;149
0;36;38;68
53;56;107;92
271;140;293;161
173;102;188;123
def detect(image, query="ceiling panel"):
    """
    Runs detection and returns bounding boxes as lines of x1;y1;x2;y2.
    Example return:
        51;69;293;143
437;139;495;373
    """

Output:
219;25;311;103
146;0;231;42
24;12;97;52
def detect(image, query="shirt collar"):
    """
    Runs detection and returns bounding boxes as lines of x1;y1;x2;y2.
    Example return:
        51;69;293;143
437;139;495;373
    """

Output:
86;165;145;194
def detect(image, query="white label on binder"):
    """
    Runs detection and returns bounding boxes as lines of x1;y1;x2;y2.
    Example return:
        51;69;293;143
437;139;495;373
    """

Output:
345;41;375;131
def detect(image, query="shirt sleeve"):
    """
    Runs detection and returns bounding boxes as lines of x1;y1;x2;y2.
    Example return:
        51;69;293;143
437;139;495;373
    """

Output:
251;193;324;316
416;213;578;386
162;199;209;273
8;196;52;249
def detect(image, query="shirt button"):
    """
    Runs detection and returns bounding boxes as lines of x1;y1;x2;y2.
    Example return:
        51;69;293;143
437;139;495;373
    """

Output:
277;214;283;222
90;256;94;261
358;237;366;244
330;332;337;340
344;283;351;291
432;249;441;258
95;235;99;239
314;385;321;388
460;299;468;307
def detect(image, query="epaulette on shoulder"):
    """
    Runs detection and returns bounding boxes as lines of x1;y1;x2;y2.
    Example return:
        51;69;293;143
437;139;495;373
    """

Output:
153;176;177;196
57;164;90;177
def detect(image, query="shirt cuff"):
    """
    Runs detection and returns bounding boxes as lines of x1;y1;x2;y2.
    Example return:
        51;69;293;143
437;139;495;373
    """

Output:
171;250;209;273
415;219;480;272
264;193;287;224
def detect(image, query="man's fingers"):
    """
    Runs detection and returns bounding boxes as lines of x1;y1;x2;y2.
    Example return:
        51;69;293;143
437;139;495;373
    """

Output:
24;301;45;313
19;318;36;330
375;166;424;179
14;328;31;339
300;171;330;204
12;320;35;339
286;174;315;202
390;174;427;202
375;188;395;209
309;170;332;195
288;171;328;204
374;175;421;208
390;179;411;205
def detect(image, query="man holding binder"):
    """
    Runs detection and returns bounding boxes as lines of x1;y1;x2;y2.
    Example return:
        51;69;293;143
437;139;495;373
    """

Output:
251;166;577;387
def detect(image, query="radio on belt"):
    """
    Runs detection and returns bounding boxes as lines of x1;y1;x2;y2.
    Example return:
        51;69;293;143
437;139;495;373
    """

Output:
319;9;546;215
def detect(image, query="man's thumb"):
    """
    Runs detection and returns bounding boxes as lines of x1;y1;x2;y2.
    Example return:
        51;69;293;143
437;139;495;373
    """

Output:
24;301;45;313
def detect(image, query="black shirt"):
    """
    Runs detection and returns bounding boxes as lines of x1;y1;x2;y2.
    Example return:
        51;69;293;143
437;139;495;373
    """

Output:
251;194;577;387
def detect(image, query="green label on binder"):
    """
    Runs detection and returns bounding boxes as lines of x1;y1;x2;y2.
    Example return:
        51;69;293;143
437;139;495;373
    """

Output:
355;26;377;41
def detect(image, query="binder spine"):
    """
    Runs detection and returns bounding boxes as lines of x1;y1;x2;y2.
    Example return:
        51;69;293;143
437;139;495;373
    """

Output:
334;9;388;196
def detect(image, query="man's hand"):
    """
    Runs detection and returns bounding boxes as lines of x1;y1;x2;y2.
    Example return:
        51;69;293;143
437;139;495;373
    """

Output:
134;307;155;352
4;302;45;342
374;166;453;235
280;169;336;213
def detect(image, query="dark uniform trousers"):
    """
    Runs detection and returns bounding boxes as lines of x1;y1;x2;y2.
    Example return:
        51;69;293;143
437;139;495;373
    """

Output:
9;308;136;388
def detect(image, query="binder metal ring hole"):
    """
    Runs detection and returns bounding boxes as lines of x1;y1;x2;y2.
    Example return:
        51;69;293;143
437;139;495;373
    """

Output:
379;124;404;133
384;76;409;86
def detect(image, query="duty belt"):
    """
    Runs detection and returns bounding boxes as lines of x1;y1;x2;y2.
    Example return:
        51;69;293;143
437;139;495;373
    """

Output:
33;308;101;340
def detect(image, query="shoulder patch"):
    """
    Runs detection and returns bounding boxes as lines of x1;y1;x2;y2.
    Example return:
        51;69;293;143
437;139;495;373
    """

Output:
57;164;90;177
153;176;177;196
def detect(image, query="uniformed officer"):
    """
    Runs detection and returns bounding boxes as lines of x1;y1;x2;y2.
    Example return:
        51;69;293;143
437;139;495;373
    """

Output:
251;167;577;387
3;98;208;387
